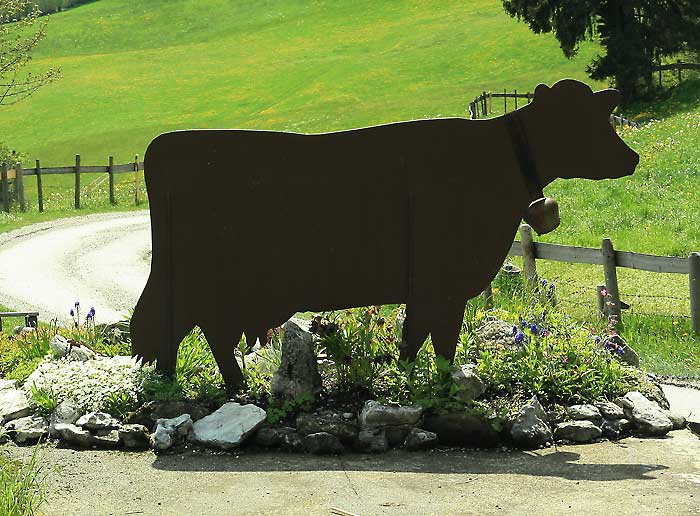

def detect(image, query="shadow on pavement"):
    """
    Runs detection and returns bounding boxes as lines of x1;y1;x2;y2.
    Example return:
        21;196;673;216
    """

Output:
150;446;668;482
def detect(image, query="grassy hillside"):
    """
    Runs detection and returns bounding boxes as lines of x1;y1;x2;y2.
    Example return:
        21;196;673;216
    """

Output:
5;0;602;165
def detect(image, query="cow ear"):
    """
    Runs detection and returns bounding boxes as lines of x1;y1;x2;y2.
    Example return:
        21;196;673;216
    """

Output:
595;89;621;114
534;83;550;100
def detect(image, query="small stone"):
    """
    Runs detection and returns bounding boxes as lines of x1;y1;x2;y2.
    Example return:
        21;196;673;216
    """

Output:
601;418;631;440
150;414;194;450
54;422;94;448
595;401;624;420
127;400;210;430
0;379;18;391
50;334;70;358
50;400;82;438
450;364;486;402
76;412;120;431
474;318;519;351
617;391;673;436
663;410;687;431
90;429;120;448
342;413;353;420
403;428;437;451
303;432;344;454
13;326;35;336
356;428;388;453
68;345;96;362
567;404;602;422
192;403;266;449
546;405;568;425
359;401;422;429
119;424;149;449
150;424;173;450
554;420;602;443
5;415;49;444
253;426;297;447
283;432;305;452
510;397;552;448
295;413;358;445
0;388;33;424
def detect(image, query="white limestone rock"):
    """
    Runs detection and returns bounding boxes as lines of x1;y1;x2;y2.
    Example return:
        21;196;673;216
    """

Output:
192;403;266;450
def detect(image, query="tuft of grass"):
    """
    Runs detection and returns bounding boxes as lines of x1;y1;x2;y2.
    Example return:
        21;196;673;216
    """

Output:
0;445;47;516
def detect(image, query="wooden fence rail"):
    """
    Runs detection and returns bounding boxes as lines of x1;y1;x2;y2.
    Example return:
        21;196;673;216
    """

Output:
491;224;700;334
651;61;700;88
0;154;144;213
468;89;640;129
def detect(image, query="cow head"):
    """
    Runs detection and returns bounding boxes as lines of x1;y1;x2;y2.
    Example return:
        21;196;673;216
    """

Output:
520;79;639;185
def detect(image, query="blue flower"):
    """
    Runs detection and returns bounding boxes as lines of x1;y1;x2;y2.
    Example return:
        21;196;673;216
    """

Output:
512;325;518;336
616;347;624;356
540;278;548;286
530;323;539;334
593;335;601;344
521;320;527;329
74;301;80;308
515;331;525;344
69;309;74;317
549;283;556;292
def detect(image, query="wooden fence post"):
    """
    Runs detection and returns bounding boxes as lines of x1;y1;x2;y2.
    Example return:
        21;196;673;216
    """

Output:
596;285;607;318
601;238;621;323
15;162;25;212
677;60;682;83
520;224;537;287
504;88;507;113
74;154;81;209
483;283;494;309
108;156;115;205
1;163;9;213
36;159;43;213
689;252;700;335
134;154;140;206
488;93;492;114
514;89;518;109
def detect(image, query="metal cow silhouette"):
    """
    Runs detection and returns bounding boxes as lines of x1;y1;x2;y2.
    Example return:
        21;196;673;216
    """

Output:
131;79;639;389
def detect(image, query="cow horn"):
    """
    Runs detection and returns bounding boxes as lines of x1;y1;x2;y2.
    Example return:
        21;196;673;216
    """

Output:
524;197;560;235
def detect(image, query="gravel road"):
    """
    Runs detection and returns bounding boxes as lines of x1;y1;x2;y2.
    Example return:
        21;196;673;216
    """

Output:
0;212;151;325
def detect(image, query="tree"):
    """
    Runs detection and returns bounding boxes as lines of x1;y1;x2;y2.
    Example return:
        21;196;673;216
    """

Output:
1;0;60;163
501;0;700;102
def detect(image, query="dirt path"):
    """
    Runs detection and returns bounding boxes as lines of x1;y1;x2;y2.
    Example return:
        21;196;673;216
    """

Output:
0;212;150;325
8;429;699;516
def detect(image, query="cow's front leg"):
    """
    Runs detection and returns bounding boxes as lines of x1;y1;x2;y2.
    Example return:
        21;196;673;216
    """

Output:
430;299;466;361
399;302;431;362
201;321;245;392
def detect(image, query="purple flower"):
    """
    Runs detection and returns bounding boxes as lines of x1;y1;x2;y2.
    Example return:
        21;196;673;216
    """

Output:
593;335;601;344
74;301;80;308
514;331;525;344
530;323;539;334
561;356;569;364
521;320;528;329
86;307;96;320
69;309;74;317
512;325;518;336
549;283;556;292
540;278;548;287
616;347;624;356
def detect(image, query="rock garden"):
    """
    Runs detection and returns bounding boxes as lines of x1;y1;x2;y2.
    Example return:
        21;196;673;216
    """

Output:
0;275;689;457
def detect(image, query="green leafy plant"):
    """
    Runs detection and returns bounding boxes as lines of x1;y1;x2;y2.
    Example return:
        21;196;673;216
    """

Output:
29;385;58;417
266;393;314;424
0;444;46;516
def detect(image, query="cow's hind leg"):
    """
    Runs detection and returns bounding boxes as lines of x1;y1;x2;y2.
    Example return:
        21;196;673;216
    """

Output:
399;303;431;362
430;301;466;362
201;322;244;392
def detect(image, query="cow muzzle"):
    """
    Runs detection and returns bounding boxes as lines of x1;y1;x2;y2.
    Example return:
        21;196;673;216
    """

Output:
524;197;560;235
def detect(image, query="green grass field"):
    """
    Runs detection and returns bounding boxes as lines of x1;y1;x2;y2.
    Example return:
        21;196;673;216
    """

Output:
2;0;699;375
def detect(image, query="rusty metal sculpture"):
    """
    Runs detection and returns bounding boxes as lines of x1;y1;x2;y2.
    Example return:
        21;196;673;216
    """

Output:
130;79;639;389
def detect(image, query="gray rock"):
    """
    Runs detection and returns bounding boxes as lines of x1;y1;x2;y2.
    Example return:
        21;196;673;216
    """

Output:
127;400;210;429
150;414;194;450
384;425;413;447
253;426;297;447
663;409;687;431
474;318;520;351
423;412;500;448
90;429;120;447
403;428;438;451
271;319;322;401
0;388;33;424
0;379;18;391
616;391;673;436
13;326;35;337
546;405;568;425
595;401;624;420
601;335;639;367
356;428;388;453
5;415;49;444
192;403;266;449
119;424;149;449
50;334;70;358
451;364;486;402
567;404;602;422
359;401;422;429
68;345;96;362
554;420;602;442
296;413;358;445
54;422;94;448
283;432;305;452
644;382;670;410
49;400;82;438
76;411;120;431
303;432;344;454
510;397;552;448
601;418;631;440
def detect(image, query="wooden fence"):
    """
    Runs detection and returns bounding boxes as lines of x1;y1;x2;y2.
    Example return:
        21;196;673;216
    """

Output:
651;61;700;89
468;89;640;129
1;155;144;213
484;224;700;334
